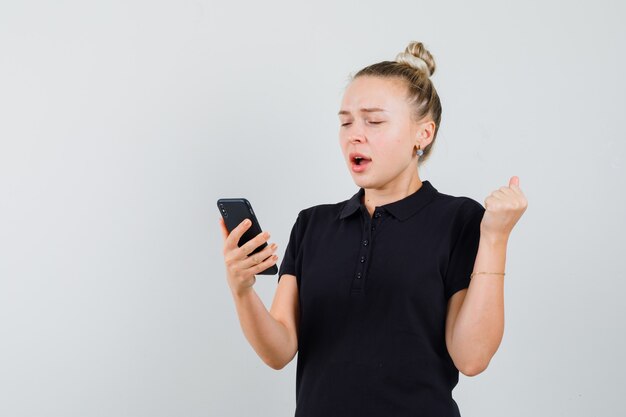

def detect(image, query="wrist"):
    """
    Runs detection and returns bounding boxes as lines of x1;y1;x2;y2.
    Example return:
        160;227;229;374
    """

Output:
480;231;510;247
231;284;255;299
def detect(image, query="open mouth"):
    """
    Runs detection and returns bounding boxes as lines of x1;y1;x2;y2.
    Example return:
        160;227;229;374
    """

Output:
351;156;372;172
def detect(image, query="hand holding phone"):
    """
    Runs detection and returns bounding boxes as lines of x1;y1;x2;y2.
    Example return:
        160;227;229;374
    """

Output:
218;198;279;294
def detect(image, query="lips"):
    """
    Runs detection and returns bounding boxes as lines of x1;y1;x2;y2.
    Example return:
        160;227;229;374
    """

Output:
351;158;370;172
349;152;372;173
349;152;372;165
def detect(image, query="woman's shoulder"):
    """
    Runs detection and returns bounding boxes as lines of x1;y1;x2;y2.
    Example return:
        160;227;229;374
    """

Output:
294;201;345;221
430;190;485;224
288;194;358;231
433;189;484;211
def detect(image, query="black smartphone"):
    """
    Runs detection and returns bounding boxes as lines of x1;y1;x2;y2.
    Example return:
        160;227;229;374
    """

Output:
217;198;278;275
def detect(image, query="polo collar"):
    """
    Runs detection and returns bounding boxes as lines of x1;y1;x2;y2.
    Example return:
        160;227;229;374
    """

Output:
338;180;438;221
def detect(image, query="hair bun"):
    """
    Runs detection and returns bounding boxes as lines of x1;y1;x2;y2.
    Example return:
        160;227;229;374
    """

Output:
395;41;436;77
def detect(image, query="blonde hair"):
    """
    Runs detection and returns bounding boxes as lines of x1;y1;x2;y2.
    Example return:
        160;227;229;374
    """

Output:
351;41;442;165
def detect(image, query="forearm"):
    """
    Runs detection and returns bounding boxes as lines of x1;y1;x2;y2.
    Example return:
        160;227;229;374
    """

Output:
230;287;295;370
451;233;507;374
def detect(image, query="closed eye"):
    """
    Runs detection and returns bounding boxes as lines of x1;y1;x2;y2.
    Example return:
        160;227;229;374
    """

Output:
340;121;383;127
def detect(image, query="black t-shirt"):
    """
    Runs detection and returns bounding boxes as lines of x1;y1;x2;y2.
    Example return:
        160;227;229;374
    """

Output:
277;180;485;417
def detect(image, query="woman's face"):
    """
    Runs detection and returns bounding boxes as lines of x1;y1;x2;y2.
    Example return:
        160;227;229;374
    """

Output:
338;75;426;189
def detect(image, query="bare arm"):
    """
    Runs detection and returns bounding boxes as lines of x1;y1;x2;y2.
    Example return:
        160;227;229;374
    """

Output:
446;176;527;376
446;236;507;376
220;216;299;370
230;275;299;370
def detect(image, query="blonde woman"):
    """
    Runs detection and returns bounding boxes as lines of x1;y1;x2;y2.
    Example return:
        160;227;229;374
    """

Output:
220;41;527;416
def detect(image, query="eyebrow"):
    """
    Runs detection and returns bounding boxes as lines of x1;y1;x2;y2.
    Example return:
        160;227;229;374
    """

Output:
337;107;387;116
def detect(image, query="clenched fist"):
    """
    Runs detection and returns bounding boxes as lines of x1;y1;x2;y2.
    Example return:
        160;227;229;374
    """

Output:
480;176;528;241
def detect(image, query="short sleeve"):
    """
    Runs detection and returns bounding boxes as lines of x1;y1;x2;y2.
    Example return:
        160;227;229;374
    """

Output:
443;199;485;300
277;210;303;284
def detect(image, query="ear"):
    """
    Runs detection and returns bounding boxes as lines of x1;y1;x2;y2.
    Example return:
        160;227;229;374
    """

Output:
416;120;436;149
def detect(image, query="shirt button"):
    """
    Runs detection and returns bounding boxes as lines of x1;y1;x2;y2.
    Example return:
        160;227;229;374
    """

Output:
360;256;365;263
356;272;362;279
374;212;381;218
363;240;368;246
371;226;376;231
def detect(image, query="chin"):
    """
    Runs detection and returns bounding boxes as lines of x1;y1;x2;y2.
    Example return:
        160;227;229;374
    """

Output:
352;178;372;188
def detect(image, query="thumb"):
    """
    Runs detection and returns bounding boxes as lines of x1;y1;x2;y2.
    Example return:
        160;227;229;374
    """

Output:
509;176;520;188
219;218;229;241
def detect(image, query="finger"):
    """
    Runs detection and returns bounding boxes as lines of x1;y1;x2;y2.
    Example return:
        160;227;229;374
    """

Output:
498;186;515;195
510;182;524;198
508;176;525;195
496;189;519;202
239;230;272;258
244;243;278;269
225;218;252;250
251;252;279;275
490;192;506;202
492;187;509;197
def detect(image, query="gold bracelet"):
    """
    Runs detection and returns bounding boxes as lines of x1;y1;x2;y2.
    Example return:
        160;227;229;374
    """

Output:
470;272;505;279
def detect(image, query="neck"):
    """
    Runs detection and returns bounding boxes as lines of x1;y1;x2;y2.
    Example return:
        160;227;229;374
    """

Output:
360;174;423;216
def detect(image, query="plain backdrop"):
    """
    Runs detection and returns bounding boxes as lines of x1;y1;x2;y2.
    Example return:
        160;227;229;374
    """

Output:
1;1;625;416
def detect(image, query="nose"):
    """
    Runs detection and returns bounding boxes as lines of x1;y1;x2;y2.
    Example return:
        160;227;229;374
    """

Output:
339;120;365;144
347;124;365;143
349;134;364;143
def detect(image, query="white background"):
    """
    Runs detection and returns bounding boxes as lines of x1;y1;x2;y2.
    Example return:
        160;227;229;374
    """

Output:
1;0;624;416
